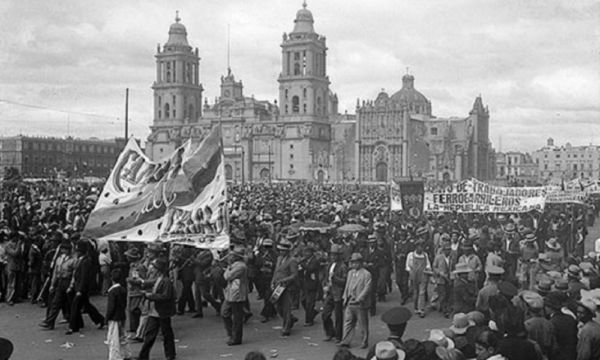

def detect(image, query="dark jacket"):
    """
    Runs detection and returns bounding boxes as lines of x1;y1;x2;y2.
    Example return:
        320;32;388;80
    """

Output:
73;255;94;295
146;276;176;318
549;311;578;360
106;284;127;321
452;277;477;314
324;260;348;301
301;255;321;291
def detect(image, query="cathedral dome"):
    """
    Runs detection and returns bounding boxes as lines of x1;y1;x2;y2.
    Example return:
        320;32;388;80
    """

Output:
293;1;315;33
166;12;189;46
390;74;431;114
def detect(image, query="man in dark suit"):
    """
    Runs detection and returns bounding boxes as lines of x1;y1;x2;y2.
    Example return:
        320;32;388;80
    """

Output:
300;244;320;326
138;258;176;360
544;291;577;360
322;244;347;343
272;236;299;337
222;247;248;346
66;240;105;334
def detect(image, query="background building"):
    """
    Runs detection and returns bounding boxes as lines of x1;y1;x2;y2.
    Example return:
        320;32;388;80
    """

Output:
532;137;600;182
0;136;123;179
146;4;339;182
356;74;494;183
495;151;539;186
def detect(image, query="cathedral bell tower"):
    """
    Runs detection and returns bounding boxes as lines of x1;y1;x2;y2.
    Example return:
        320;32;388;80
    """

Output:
277;2;332;182
278;1;330;120
147;12;203;159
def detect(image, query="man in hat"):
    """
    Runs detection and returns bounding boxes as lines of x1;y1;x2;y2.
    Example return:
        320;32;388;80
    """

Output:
340;252;372;349
433;242;453;317
124;246;147;336
393;232;413;305
256;239;277;323
4;231;25;305
66;240;105;335
452;263;477;315
503;222;520;279
138;258;176;360
406;239;431;318
575;293;600;360
545;238;565;271
272;236;299;337
192;248;221;318
458;240;482;284
519;291;554;359
365;306;412;359
39;241;75;330
476;265;503;317
544;291;577;360
222;246;248;346
322;244;348;343
363;234;383;315
518;233;539;290
566;265;585;301
299;243;320;326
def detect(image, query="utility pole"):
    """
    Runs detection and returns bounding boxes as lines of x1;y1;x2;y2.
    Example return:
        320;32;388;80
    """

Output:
124;88;129;140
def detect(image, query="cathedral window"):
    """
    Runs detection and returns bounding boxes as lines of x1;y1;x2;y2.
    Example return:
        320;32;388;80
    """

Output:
294;63;301;75
173;95;176;106
316;97;322;115
164;103;170;118
303;88;307;98
166;62;171;83
189;105;194;121
285;104;288;114
285;89;289;99
173;61;176;82
292;96;299;113
303;104;307;113
302;51;307;76
430;127;438;135
294;52;300;60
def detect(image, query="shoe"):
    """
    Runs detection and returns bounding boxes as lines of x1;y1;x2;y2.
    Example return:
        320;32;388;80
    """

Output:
260;317;270;323
97;321;105;330
7;301;14;306
39;322;54;330
334;338;342;344
338;343;350;348
58;319;68;324
323;336;334;342
192;313;203;318
303;322;314;327
360;343;369;349
280;331;290;337
226;340;241;346
65;329;75;335
131;337;143;343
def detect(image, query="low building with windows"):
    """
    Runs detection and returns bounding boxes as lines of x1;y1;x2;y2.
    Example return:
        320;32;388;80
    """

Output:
495;151;539;186
532;138;600;182
0;136;124;179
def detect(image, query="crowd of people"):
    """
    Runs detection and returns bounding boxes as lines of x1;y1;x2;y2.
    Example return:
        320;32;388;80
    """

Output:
1;181;600;360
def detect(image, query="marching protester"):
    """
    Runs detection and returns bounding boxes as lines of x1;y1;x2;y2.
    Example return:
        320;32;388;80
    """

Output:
105;268;131;360
221;246;249;346
339;252;372;349
271;236;299;337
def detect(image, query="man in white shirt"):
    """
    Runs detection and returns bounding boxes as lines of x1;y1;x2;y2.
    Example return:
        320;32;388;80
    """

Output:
406;240;431;317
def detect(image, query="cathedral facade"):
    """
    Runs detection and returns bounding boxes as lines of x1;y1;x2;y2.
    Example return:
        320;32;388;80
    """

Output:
146;4;338;182
356;74;495;183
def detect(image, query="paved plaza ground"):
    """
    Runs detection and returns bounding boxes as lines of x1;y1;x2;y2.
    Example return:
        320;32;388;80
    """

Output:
1;222;598;360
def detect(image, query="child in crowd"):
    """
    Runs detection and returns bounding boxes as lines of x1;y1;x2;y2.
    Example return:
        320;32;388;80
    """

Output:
106;269;131;360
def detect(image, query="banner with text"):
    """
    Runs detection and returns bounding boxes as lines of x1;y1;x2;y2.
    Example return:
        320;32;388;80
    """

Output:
82;127;230;249
390;181;403;211
424;179;546;213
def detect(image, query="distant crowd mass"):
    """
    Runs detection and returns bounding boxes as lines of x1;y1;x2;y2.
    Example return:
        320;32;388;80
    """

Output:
1;180;600;360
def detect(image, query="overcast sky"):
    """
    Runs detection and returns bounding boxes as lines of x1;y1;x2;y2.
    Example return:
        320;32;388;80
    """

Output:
0;0;598;152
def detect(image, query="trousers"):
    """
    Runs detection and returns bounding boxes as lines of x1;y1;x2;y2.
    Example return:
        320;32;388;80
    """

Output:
138;316;176;360
69;292;105;331
222;300;244;344
340;304;369;347
302;289;318;323
275;289;294;333
322;296;343;340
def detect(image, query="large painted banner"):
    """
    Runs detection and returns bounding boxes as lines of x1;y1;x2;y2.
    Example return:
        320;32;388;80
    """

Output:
82;127;229;249
390;181;403;211
424;179;546;213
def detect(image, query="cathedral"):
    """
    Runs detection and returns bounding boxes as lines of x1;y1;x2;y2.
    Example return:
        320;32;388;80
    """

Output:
146;3;338;182
356;74;495;183
145;4;495;184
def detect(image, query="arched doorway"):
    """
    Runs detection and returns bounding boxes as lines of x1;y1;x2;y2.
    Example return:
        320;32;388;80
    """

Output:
317;170;325;183
224;164;233;180
376;162;388;182
260;168;270;180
